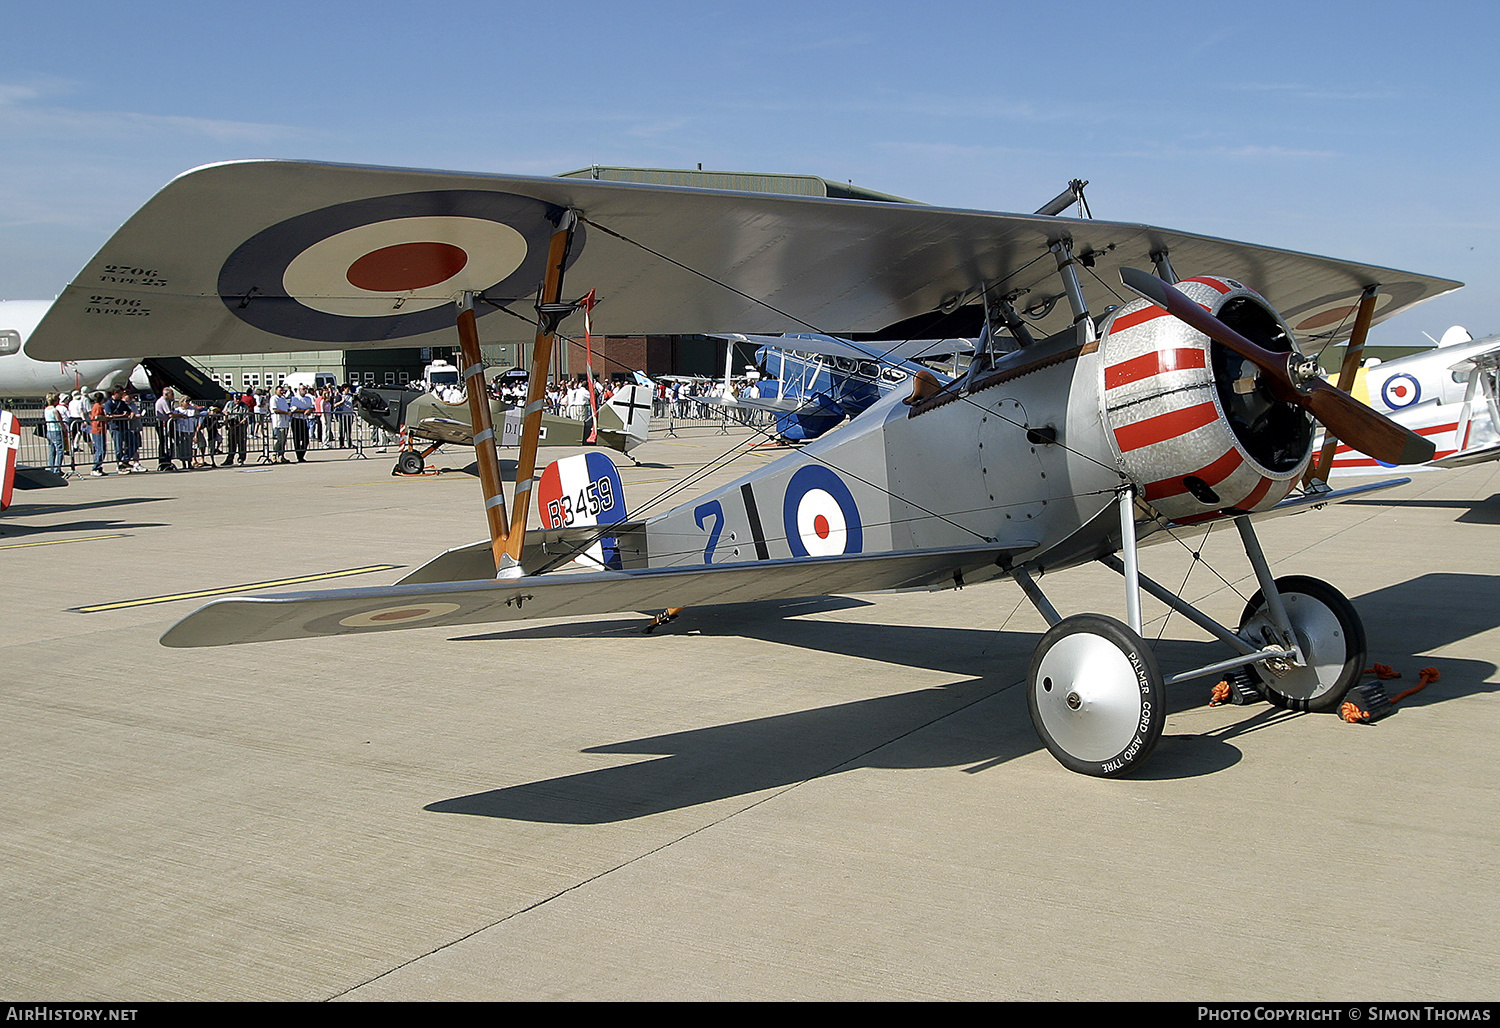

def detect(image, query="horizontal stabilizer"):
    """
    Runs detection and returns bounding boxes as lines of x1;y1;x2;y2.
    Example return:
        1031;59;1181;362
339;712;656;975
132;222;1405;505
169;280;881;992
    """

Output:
161;542;1029;648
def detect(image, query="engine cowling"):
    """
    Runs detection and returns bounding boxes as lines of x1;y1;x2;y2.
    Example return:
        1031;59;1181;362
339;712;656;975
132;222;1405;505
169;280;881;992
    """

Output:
1098;276;1314;524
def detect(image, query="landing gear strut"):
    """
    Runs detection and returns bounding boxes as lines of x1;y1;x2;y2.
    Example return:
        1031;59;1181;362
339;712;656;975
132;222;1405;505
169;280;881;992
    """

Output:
1238;575;1365;712
1011;487;1367;776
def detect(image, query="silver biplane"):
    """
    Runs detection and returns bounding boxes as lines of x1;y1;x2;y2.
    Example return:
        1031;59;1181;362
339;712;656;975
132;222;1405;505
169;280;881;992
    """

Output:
28;160;1459;776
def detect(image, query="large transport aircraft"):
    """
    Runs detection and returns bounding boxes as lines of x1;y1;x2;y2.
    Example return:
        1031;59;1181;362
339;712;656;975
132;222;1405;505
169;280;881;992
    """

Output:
0;300;138;398
0;300;225;403
27;159;1461;777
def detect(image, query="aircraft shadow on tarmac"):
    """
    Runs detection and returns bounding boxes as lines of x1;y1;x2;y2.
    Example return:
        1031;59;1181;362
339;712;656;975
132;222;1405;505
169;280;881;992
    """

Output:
0;496;170;537
2;495;166;516
1343;492;1500;526
432;573;1500;823
1354;572;1500;656
433;614;1271;823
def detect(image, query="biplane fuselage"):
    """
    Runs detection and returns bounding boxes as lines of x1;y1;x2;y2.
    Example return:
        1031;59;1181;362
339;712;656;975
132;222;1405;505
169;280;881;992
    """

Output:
644;335;1097;576
642;276;1312;581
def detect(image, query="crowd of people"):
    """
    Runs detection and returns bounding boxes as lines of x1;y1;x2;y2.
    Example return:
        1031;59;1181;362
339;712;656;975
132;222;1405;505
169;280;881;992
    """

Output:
533;375;768;422
37;383;364;476
30;372;766;478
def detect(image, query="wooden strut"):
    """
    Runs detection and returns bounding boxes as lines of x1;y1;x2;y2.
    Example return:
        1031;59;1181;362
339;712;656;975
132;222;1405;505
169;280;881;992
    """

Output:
455;292;510;569
501;210;579;575
1306;284;1380;484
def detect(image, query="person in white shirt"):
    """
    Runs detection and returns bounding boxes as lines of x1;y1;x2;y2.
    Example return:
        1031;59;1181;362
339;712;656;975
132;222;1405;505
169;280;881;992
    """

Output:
288;384;316;462
171;396;199;469
153;388;178;470
67;392;87;450
269;386;293;463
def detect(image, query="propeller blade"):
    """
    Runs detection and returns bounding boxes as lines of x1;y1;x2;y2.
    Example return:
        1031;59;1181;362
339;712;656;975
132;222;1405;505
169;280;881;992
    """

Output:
1297;380;1436;465
1119;268;1435;466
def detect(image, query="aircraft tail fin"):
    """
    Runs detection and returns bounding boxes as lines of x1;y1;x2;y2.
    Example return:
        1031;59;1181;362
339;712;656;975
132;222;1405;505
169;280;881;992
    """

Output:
537;452;629;570
597;384;652;452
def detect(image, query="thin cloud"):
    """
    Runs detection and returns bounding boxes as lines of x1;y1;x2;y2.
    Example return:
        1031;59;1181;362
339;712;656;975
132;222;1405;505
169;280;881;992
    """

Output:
0;79;312;144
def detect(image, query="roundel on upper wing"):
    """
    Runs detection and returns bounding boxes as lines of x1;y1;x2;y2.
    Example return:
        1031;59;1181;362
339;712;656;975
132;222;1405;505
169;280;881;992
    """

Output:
218;190;582;343
1380;372;1421;409
782;464;862;558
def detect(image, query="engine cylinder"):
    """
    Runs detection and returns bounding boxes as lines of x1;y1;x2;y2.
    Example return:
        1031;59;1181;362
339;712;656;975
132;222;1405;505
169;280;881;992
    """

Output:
1098;276;1313;524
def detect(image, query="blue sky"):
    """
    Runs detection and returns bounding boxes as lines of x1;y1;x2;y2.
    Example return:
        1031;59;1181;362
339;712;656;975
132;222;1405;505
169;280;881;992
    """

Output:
2;0;1497;346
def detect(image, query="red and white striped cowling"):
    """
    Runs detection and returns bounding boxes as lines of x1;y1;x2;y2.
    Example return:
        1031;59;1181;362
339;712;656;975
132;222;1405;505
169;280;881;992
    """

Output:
1097;276;1312;525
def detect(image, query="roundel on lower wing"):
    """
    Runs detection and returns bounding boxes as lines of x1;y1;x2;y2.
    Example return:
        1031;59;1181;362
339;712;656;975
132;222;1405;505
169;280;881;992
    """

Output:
1380;372;1421;409
218;190;581;343
782;464;862;558
336;602;464;628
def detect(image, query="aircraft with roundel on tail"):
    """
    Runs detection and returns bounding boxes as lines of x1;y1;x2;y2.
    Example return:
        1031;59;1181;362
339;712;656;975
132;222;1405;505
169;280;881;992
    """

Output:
26;159;1461;777
1317;326;1500;475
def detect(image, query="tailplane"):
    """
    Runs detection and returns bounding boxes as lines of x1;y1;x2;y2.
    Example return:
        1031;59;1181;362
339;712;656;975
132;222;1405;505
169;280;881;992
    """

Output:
597;384;652;454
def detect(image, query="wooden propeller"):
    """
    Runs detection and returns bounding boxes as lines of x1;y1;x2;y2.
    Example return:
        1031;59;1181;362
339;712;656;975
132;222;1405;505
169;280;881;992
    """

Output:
1119;268;1435;466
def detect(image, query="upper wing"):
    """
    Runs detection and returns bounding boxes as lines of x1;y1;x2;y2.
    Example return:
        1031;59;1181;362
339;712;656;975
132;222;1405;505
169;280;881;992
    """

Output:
160;541;1026;647
29;159;1460;361
1446;338;1500;374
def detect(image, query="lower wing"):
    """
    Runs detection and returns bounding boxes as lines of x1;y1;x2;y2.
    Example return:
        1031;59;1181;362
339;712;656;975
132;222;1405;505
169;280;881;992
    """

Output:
161;542;1029;647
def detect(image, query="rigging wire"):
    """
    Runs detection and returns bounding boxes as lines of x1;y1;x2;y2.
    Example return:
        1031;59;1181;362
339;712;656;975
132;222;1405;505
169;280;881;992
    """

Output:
480;214;1131;573
575;214;1127;483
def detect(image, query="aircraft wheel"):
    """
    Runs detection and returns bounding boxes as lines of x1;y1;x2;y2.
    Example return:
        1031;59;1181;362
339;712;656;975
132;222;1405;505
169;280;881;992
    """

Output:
394;451;424;476
1027;614;1164;777
1238;575;1365;713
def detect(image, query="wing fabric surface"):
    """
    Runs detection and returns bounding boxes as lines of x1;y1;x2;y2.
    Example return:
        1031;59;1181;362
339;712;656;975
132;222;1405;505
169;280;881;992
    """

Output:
30;159;1460;361
161;542;1024;647
1431;443;1500;469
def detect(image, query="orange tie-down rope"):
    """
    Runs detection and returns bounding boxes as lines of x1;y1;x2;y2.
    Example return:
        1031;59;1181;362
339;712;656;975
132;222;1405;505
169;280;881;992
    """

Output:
1340;665;1440;723
1208;665;1439;718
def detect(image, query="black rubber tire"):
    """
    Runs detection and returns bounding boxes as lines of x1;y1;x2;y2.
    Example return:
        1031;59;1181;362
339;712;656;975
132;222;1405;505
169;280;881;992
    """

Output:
1027;613;1165;777
394;451;424;476
1238;575;1366;713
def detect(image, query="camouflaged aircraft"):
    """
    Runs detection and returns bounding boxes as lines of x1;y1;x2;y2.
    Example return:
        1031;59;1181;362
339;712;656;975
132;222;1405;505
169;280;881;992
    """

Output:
355;382;651;476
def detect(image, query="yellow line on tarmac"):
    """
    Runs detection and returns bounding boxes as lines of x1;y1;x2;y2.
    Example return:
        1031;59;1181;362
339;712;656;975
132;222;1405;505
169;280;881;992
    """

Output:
0;533;128;550
71;564;403;614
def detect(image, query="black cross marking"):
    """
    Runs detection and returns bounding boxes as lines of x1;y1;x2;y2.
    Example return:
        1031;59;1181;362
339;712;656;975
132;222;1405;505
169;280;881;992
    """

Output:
617;388;651;426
